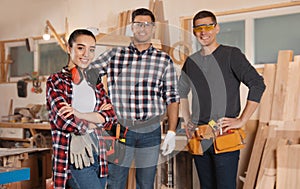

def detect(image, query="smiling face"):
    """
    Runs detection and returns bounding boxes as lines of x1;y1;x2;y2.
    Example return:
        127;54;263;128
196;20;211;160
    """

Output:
131;15;155;45
67;34;96;70
193;17;219;49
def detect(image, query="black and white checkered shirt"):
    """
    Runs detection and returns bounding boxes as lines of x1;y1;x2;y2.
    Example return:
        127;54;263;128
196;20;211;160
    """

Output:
86;43;180;121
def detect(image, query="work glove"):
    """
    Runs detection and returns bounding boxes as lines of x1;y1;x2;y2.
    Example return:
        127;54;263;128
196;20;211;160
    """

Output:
161;130;176;156
70;133;98;169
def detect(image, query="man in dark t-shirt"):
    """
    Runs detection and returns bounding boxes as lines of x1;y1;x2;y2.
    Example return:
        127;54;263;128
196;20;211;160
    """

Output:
178;10;265;189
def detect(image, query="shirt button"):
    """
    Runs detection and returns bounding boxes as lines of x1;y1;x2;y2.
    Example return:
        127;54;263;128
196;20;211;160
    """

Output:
64;167;67;170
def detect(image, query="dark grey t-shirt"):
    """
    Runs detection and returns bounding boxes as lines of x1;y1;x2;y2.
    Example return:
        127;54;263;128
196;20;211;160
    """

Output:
178;45;265;125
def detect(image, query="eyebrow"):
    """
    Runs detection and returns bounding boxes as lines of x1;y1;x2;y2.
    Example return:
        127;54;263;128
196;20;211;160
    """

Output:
193;23;216;27
75;43;96;48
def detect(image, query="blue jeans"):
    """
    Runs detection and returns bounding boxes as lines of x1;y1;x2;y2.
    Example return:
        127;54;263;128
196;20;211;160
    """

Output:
68;136;106;189
107;125;161;189
193;143;240;189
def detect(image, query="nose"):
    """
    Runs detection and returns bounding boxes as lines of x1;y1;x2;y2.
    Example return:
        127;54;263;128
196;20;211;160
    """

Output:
83;49;89;57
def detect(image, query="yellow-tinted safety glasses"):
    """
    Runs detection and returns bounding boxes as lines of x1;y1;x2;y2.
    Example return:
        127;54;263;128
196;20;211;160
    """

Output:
193;23;217;32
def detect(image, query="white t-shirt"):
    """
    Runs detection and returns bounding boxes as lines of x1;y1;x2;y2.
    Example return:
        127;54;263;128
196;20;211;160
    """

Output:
72;78;96;132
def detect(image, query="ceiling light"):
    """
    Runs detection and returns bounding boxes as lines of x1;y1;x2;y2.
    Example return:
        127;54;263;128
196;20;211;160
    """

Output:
42;26;50;40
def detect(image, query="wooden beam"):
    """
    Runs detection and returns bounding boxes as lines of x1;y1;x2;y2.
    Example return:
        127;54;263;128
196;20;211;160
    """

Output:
0;42;5;82
180;1;300;20
46;20;67;52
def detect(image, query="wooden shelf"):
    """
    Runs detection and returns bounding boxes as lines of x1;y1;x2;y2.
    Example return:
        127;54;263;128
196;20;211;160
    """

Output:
0;122;50;130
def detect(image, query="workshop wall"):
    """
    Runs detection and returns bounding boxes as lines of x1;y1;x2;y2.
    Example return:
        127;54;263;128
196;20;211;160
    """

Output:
0;0;287;118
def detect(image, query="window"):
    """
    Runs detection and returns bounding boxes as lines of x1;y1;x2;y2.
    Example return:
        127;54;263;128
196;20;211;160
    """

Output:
218;21;245;53
10;45;34;77
39;42;67;75
254;12;300;64
189;4;300;65
6;39;67;80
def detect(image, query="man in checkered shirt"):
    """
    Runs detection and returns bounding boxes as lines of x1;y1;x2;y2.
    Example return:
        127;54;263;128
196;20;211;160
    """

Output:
85;8;180;189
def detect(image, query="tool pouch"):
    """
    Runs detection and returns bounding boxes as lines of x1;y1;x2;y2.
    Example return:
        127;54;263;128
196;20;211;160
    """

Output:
214;129;246;154
187;124;213;155
103;123;127;164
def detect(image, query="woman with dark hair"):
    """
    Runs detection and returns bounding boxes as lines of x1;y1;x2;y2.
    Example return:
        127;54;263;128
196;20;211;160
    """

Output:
46;29;117;189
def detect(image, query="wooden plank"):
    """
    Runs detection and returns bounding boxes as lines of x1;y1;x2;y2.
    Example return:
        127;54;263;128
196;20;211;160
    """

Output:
271;50;293;121
255;138;288;189
282;60;300;121
294;55;300;120
243;122;269;189
276;144;300;189
237;120;259;189
153;0;164;22
155;20;170;53
0;148;49;157
259;64;276;123
0;122;50;130
149;0;155;12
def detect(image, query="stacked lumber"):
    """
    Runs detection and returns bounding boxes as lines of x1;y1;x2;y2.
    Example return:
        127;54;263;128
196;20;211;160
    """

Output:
149;0;170;53
243;50;300;189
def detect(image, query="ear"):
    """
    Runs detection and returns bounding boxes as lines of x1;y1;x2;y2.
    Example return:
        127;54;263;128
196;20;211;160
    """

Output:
193;30;196;36
152;24;156;35
131;24;134;33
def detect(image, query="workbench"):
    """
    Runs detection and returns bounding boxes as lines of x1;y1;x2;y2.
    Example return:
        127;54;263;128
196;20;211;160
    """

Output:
0;147;52;189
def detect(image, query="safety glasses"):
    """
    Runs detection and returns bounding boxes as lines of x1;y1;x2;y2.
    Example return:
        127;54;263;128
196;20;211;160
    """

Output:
193;23;217;32
132;22;155;29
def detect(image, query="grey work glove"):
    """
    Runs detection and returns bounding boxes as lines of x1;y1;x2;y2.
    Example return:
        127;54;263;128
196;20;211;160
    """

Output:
70;133;98;169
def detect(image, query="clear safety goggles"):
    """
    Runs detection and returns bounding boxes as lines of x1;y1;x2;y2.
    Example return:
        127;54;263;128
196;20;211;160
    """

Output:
132;22;155;29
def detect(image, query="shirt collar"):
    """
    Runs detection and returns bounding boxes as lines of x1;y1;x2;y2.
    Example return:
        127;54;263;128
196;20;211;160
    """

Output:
128;42;155;54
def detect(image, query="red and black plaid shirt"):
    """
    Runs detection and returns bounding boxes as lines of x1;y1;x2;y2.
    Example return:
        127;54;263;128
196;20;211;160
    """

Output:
46;67;117;189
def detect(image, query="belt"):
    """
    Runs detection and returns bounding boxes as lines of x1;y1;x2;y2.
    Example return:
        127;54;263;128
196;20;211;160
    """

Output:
118;116;161;128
